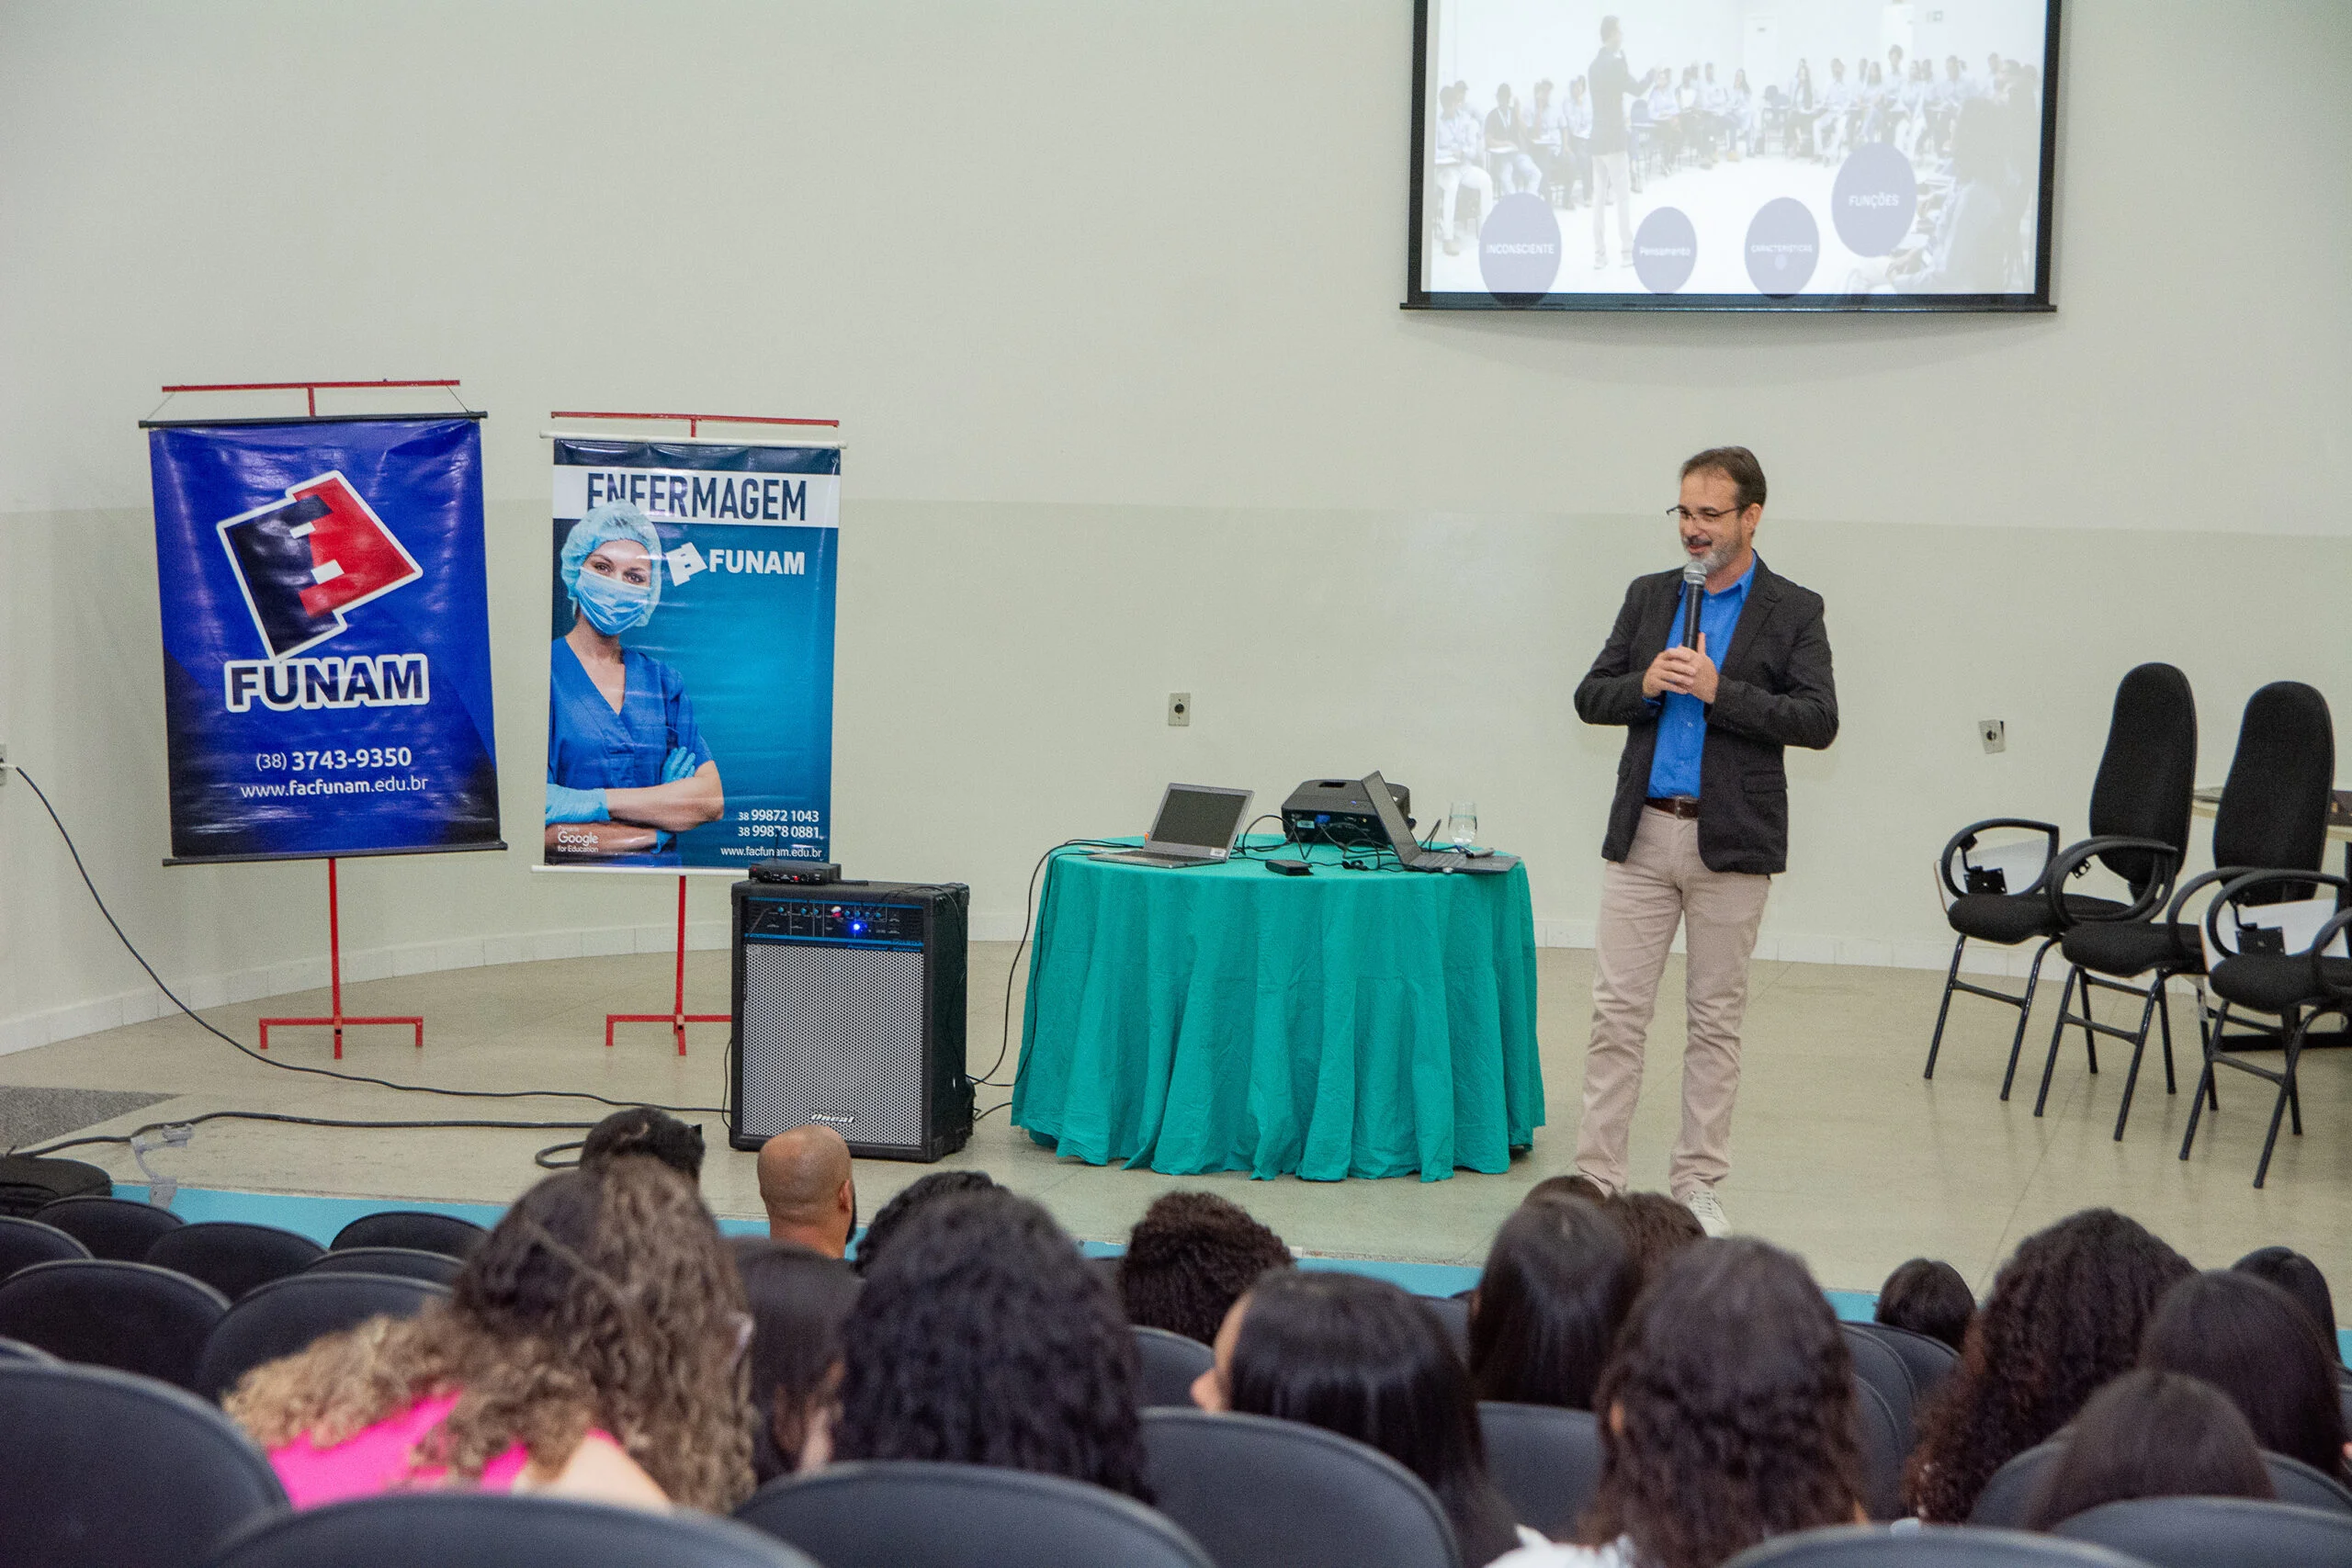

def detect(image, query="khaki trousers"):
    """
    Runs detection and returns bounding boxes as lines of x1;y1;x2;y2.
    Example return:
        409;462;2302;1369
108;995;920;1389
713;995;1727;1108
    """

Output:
1575;807;1772;1198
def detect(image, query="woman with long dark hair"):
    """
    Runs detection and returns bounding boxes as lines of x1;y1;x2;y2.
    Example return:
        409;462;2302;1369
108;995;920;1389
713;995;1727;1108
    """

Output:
2139;1270;2351;1482
1905;1209;2191;1521
739;1243;860;1483
831;1187;1149;1498
1468;1199;1636;1410
1193;1270;1524;1566
2233;1247;2346;1371
2021;1371;2274;1530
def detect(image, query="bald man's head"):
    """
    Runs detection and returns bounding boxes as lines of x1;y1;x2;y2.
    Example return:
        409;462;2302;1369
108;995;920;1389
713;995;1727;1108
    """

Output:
758;1124;858;1258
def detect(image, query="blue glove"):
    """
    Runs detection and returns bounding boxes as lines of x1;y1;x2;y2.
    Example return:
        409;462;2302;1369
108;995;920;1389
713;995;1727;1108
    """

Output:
546;783;610;825
662;747;700;784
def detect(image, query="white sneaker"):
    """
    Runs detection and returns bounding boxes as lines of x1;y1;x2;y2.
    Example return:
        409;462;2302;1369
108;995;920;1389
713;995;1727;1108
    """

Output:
1682;1185;1731;1237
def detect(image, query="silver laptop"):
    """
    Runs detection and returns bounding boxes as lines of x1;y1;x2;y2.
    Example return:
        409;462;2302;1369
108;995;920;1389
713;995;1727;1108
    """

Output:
1092;784;1253;868
1363;770;1519;875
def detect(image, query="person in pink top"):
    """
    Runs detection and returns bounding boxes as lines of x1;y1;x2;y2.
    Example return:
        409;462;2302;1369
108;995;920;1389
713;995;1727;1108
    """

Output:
226;1157;754;1513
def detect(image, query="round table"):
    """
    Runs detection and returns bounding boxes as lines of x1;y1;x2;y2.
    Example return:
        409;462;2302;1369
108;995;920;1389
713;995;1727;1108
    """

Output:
1011;840;1543;1180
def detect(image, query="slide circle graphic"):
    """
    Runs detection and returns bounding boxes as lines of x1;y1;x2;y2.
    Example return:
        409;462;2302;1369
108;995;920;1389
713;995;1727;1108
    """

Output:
1633;207;1698;294
1831;142;1918;256
1745;197;1819;297
1479;193;1563;304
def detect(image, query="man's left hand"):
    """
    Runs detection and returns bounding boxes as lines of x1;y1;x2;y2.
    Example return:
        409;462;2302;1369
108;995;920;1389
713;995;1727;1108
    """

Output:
1654;632;1719;704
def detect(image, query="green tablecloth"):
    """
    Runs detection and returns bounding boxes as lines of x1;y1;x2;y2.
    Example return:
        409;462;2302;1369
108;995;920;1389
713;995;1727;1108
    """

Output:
1012;840;1543;1180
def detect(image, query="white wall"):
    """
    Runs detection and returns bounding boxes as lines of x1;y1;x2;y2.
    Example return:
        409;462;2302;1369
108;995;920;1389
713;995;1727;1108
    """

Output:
5;0;2350;1052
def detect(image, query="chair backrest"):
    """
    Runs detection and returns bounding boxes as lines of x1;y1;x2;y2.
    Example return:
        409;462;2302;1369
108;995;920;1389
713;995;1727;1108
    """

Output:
0;1258;229;1390
195;1270;449;1402
0;1213;93;1278
208;1492;816;1568
1841;1324;1918;1444
1724;1522;2153;1567
0;1359;287;1568
1852;1377;1907;1521
1972;1438;2352;1527
2212;682;2335;895
0;1334;56;1363
2053;1495;2352;1568
1133;1324;1215;1408
1141;1407;1461;1568
302;1245;465;1286
36;1194;185;1260
2263;1450;2352;1514
1849;1321;1962;1406
1476;1401;1600;1542
2085;662;2198;892
736;1460;1215;1568
1421;1292;1472;1359
330;1210;488;1258
145;1221;324;1303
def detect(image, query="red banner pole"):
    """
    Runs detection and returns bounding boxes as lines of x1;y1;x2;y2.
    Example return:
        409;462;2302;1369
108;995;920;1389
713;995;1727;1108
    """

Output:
256;856;424;1057
605;874;729;1055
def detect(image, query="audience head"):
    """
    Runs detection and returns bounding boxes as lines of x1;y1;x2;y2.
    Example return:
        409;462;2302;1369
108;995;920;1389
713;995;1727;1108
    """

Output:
1198;1269;1520;1567
757;1123;857;1259
1606;1190;1705;1289
1905;1208;2191;1521
1874;1258;1975;1352
1587;1238;1864;1568
832;1187;1148;1498
2021;1370;2274;1530
580;1106;705;1181
2140;1269;2349;1481
2232;1246;2343;1364
228;1159;752;1509
739;1242;861;1483
1468;1198;1636;1411
1525;1172;1608;1207
852;1168;995;1276
1117;1190;1294;1345
1442;82;1465;112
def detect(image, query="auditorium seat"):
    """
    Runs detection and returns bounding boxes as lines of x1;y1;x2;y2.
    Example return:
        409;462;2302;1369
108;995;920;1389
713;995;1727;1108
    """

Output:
146;1221;324;1303
1132;1324;1214;1407
1841;1325;1919;1449
0;1334;55;1363
303;1245;464;1286
1851;1378;1906;1521
1142;1407;1460;1568
0;1258;229;1390
1971;1438;2352;1526
1846;1321;1960;1405
2052;1495;2352;1568
0;1359;287;1568
1723;1523;2148;1566
1420;1292;1471;1359
1477;1401;1600;1541
208;1492;817;1568
736;1460;1215;1568
195;1269;449;1401
330;1210;487;1258
0;1213;92;1278
36;1193;186;1260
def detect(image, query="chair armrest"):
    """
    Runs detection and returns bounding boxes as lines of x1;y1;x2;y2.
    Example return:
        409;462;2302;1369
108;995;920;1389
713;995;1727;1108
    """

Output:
1938;818;2062;900
2206;870;2352;962
2042;837;2182;928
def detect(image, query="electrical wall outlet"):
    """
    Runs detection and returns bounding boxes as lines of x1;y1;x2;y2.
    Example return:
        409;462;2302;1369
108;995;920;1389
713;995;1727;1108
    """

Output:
1979;719;2006;754
1168;693;1191;728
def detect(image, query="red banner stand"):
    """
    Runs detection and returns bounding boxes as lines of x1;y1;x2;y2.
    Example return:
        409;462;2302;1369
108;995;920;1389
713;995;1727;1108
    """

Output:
605;875;729;1056
258;857;424;1060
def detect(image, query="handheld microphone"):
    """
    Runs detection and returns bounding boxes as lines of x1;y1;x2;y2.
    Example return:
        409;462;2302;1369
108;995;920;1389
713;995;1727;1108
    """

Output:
1680;560;1707;649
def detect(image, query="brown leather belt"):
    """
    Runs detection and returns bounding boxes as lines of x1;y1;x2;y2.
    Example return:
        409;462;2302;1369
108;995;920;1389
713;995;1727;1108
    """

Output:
1645;796;1702;819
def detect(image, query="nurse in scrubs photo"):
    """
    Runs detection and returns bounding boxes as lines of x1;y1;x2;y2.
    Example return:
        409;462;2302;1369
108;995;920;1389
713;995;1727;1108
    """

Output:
544;502;723;863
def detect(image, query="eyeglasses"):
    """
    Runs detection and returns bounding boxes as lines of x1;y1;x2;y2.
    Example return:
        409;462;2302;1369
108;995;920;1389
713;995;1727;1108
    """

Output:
1668;505;1746;525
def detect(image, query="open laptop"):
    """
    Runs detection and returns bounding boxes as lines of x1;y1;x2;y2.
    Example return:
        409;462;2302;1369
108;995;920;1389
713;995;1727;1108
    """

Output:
1092;784;1253;868
1363;771;1519;875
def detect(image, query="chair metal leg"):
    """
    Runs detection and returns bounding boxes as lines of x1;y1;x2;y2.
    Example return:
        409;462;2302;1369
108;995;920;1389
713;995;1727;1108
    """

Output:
2157;983;2178;1096
1925;933;1967;1080
2111;982;2163;1141
2254;1016;2312;1190
2181;996;2221;1161
2000;937;2058;1102
2033;965;2081;1116
2079;979;2098;1074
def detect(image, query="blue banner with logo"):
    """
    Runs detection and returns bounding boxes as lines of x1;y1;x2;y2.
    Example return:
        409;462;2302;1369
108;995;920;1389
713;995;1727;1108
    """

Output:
145;416;503;863
544;437;839;871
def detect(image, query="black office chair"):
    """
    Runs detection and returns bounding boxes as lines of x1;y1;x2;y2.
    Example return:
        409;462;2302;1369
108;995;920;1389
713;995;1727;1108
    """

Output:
1142;1407;1462;1568
1132;1324;1214;1408
1841;1325;1918;1449
736;1461;1214;1568
195;1269;449;1401
1847;1321;1960;1405
36;1193;186;1260
2182;866;2352;1186
302;1245;464;1286
0;1334;56;1363
1973;1439;2352;1525
0;1258;229;1390
209;1493;816;1568
146;1221;325;1303
1725;1524;2148;1568
330;1210;487;1258
1852;1378;1906;1522
0;1213;92;1278
1927;664;2199;1098
0;1359;287;1568
1421;1292;1471;1359
1478;1402;1601;1541
2041;681;2335;1139
2053;1495;2352;1567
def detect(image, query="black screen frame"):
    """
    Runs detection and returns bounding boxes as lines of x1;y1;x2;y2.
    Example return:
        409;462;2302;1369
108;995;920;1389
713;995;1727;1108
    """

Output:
1402;0;2062;313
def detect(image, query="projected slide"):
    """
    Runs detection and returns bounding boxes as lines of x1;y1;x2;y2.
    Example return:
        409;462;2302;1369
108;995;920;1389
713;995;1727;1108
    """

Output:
1410;0;2056;310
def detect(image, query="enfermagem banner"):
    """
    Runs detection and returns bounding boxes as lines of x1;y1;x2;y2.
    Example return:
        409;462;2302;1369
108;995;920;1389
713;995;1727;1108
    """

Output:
145;416;503;864
543;438;839;871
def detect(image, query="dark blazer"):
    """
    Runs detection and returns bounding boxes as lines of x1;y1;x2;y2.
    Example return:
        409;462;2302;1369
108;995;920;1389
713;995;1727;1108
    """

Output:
1574;557;1838;875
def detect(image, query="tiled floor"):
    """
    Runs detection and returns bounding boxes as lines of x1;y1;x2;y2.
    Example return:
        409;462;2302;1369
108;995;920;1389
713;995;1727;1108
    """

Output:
6;943;2348;1298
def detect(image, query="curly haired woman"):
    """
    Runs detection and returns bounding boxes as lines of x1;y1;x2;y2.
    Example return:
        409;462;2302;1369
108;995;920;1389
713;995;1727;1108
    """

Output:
228;1159;753;1512
1904;1208;2190;1521
1117;1190;1294;1344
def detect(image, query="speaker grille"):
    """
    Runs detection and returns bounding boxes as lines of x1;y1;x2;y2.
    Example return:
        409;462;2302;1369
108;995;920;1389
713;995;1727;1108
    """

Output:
739;942;929;1151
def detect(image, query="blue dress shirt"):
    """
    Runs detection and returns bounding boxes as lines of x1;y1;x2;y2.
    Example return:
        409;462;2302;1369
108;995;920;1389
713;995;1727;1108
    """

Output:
1645;558;1757;799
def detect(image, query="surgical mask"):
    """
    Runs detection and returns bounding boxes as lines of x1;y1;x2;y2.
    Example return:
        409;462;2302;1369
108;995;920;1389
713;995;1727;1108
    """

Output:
573;570;655;635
